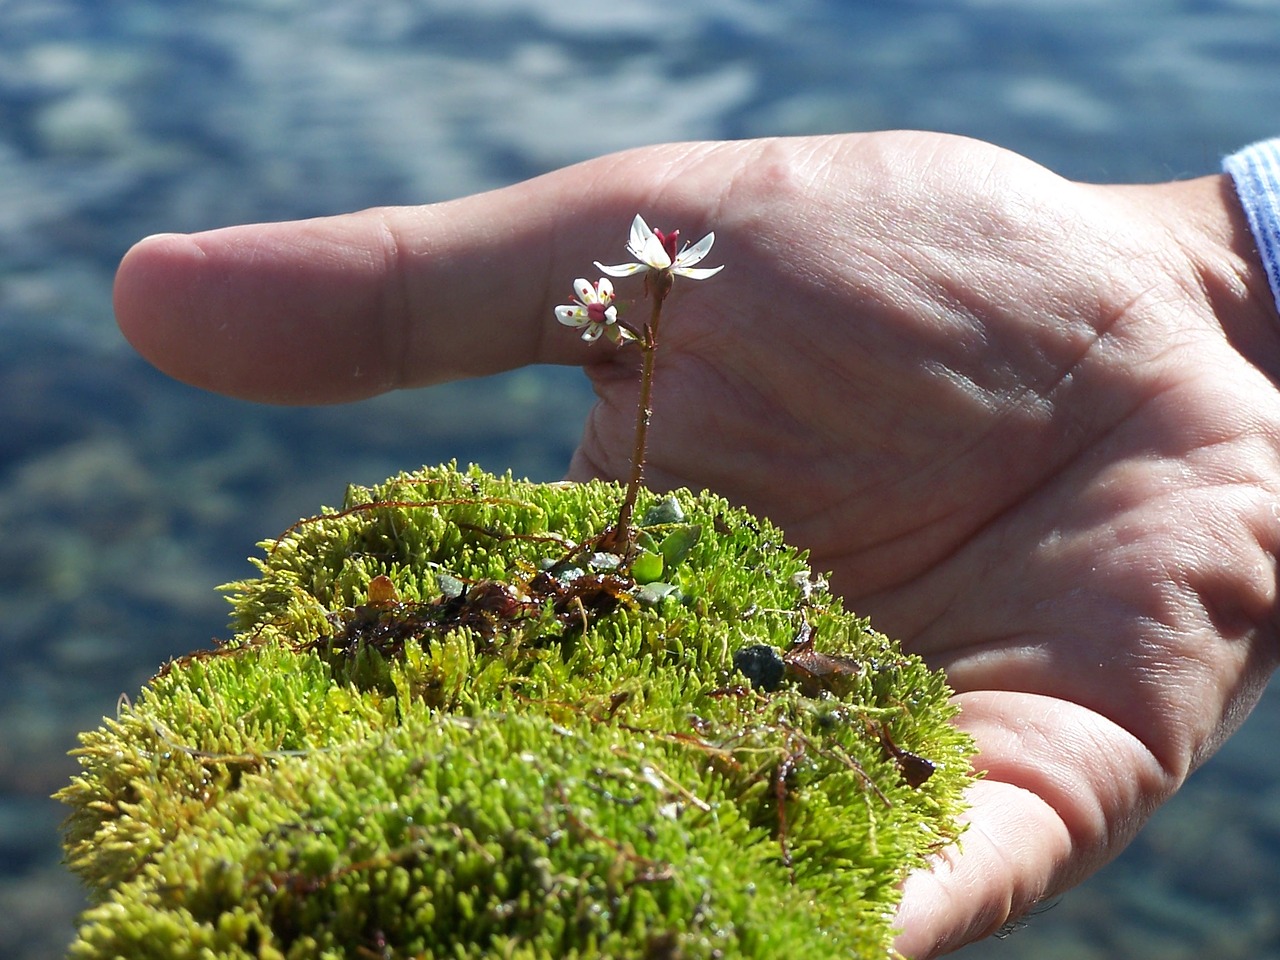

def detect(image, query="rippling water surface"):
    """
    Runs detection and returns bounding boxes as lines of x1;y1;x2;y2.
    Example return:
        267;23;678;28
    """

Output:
3;2;1279;956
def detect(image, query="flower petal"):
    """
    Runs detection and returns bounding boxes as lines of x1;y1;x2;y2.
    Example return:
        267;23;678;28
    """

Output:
572;277;595;302
638;233;672;269
673;264;725;280
628;215;653;254
595;276;614;300
675;231;715;267
594;260;647;277
555;304;588;325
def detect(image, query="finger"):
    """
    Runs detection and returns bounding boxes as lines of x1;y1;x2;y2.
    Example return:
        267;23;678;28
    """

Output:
112;141;744;404
892;691;1169;958
892;779;1068;958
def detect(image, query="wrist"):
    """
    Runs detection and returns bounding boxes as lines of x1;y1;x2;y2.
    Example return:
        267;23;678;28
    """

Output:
1138;173;1280;382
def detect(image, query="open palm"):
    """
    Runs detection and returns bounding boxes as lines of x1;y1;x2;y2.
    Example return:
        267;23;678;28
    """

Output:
115;131;1280;956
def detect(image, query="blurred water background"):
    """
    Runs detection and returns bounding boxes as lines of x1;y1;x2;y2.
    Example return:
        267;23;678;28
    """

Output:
2;0;1280;956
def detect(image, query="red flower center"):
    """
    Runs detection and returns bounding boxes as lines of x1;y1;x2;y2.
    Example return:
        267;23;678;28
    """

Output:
586;302;610;324
653;228;680;264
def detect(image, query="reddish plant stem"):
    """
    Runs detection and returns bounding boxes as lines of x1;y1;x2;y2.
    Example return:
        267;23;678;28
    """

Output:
612;286;667;545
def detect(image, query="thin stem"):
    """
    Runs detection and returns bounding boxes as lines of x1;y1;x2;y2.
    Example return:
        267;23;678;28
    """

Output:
613;290;665;545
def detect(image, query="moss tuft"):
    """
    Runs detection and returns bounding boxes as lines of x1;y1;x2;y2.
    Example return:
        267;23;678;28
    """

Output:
59;463;973;958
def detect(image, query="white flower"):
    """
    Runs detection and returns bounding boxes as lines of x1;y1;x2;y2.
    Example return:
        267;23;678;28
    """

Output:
595;214;724;281
554;277;631;343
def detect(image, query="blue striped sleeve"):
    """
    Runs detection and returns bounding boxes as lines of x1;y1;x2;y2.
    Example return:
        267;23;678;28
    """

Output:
1224;138;1280;316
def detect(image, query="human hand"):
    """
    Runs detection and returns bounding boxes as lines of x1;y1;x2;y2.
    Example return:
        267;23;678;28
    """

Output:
113;131;1280;956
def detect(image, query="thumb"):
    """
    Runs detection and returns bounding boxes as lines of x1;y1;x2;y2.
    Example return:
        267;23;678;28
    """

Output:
891;690;1171;958
112;141;740;405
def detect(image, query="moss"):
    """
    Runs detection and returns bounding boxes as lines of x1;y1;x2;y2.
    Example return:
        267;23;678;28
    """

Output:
59;463;974;958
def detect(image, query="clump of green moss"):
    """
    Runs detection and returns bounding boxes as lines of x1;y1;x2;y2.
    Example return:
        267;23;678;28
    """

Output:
59;463;973;958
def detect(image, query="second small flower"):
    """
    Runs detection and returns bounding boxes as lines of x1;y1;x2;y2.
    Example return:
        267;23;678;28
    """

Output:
554;277;633;344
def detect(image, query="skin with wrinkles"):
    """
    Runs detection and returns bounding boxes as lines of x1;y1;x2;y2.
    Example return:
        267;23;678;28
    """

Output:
114;131;1280;957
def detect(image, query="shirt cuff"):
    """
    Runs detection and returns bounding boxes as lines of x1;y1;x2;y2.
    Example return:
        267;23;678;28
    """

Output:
1223;138;1280;317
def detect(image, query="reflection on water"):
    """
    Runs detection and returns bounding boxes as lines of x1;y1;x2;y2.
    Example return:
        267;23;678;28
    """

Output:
2;1;1279;956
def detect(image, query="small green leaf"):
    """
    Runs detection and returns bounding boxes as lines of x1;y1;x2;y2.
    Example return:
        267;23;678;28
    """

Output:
635;530;660;554
634;581;684;605
659;524;702;567
641;497;684;525
629;549;664;584
436;572;465;599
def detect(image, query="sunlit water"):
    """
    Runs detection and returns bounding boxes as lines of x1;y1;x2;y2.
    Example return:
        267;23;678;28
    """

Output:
2;1;1279;956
